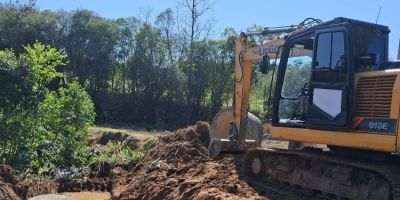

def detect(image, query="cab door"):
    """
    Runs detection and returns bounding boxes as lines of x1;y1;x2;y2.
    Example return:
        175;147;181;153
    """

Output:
306;25;352;128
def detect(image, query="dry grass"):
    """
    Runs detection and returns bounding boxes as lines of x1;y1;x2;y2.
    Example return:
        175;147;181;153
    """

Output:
89;125;168;140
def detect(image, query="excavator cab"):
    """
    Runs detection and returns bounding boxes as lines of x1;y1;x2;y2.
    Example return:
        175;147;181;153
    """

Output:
272;17;391;131
210;17;400;199
209;18;394;155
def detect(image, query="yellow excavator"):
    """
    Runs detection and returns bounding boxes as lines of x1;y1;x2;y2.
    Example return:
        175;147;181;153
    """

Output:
208;17;400;199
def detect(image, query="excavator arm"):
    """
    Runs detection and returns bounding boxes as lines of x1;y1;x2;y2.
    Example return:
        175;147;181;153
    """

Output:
208;19;319;158
208;33;289;158
234;33;312;137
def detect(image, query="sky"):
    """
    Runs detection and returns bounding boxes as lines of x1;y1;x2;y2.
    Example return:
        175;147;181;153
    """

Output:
33;0;400;59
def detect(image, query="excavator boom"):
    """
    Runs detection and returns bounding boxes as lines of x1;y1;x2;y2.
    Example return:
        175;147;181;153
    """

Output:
208;18;318;158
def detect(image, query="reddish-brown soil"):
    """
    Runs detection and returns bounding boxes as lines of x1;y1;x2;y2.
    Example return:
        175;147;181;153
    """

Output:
110;122;312;200
0;165;58;200
3;122;316;200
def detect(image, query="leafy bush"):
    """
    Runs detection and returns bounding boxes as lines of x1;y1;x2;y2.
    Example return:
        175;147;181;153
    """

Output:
0;43;95;173
23;42;66;91
37;81;95;172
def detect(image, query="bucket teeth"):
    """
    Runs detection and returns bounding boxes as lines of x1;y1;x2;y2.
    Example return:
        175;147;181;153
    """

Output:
208;138;258;159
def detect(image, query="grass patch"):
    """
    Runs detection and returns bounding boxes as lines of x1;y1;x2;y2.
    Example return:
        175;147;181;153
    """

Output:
89;142;144;166
89;126;161;140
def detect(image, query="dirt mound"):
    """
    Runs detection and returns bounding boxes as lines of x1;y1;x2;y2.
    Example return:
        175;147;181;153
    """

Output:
89;131;140;150
0;122;311;200
112;121;270;200
0;165;58;200
0;185;20;200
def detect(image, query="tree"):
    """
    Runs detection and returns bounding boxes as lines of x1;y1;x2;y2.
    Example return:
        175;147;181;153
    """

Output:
85;17;119;92
0;2;288;129
65;9;94;85
156;8;175;64
209;28;236;116
0;1;59;54
178;0;214;122
129;23;167;123
114;17;138;93
63;10;120;92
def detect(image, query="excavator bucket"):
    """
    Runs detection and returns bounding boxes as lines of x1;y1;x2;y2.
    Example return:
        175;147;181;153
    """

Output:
208;106;263;158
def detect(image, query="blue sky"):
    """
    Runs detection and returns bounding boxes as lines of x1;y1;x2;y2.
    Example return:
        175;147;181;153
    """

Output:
34;0;400;59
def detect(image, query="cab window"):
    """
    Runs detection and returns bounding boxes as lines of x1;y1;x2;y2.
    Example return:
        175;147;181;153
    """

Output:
277;33;314;124
315;32;345;70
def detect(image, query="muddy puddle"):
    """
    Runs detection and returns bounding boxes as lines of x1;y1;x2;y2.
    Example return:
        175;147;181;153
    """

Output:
29;192;110;200
62;192;110;200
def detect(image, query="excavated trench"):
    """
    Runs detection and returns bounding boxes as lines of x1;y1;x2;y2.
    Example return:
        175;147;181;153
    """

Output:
3;122;321;200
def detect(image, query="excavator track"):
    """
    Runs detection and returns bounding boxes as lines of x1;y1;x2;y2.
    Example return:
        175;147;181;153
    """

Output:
244;147;400;200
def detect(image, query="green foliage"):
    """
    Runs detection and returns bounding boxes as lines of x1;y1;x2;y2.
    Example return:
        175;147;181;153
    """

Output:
37;81;95;170
0;2;326;179
0;42;95;173
0;1;322;177
123;146;144;160
249;70;271;119
0;1;301;138
89;142;144;166
0;2;237;126
23;43;67;90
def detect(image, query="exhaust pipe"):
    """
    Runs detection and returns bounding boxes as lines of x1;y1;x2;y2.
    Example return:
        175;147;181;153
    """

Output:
397;39;400;60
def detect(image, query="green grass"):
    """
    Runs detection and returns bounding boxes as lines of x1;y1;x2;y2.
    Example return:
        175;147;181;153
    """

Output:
88;125;162;165
89;142;145;165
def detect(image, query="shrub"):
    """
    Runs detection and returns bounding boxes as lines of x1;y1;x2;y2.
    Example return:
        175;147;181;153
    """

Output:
89;142;144;166
37;81;95;172
0;43;95;173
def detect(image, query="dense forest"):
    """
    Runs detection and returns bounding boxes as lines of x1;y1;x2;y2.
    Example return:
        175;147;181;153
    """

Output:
0;0;311;127
0;0;264;128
